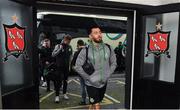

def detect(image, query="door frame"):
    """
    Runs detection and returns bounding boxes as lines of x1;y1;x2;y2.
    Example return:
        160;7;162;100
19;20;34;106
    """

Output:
0;80;1;109
133;5;180;108
37;1;135;109
0;0;39;108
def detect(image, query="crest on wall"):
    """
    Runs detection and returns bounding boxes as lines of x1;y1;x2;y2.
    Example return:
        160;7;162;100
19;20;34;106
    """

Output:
145;22;171;58
3;15;28;61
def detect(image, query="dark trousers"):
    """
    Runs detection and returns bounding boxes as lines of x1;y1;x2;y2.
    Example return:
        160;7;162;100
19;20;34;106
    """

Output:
39;65;46;82
45;75;50;90
79;76;86;102
45;73;54;91
62;67;69;94
54;67;69;96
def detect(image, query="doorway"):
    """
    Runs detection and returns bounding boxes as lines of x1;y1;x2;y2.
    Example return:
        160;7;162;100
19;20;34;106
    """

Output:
36;9;133;109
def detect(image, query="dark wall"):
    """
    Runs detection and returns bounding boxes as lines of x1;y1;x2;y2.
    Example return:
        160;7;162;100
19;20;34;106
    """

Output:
132;5;180;109
0;0;38;108
0;0;33;95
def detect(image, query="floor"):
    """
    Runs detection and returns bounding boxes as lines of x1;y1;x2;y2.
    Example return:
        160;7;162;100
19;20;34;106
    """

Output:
39;73;125;109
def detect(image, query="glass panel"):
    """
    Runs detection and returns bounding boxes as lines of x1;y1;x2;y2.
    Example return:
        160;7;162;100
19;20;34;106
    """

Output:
0;0;33;95
142;12;179;83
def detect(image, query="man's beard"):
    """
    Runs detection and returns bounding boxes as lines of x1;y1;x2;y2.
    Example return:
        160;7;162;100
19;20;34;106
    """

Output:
93;39;102;43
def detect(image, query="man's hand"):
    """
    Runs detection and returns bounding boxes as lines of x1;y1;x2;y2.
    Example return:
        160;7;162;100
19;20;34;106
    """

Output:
58;44;62;49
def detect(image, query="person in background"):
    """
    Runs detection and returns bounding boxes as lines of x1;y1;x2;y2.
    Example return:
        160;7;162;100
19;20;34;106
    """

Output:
39;38;53;91
114;41;125;72
71;39;87;105
52;35;72;103
74;25;117;110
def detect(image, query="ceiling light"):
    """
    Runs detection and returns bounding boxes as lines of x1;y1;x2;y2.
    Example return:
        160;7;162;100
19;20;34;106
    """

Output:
37;11;127;21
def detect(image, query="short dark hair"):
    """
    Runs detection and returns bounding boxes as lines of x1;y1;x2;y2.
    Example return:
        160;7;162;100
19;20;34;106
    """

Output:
119;41;122;44
64;34;72;41
43;38;50;42
77;39;84;46
87;24;101;35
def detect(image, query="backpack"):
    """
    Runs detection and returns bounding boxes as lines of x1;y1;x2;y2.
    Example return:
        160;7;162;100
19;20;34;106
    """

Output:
71;43;111;66
71;48;83;66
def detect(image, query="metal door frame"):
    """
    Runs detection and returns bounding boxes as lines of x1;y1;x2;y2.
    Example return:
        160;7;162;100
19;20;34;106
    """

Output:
37;2;136;108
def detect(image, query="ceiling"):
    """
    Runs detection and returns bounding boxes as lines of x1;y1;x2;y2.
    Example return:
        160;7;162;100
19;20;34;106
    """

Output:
37;0;180;6
104;0;180;6
39;14;127;33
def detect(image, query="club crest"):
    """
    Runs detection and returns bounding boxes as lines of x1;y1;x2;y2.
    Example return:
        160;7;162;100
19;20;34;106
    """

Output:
3;23;28;61
145;23;171;58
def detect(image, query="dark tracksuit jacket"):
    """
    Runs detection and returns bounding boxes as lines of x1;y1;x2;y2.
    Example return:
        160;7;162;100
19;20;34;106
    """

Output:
52;43;72;95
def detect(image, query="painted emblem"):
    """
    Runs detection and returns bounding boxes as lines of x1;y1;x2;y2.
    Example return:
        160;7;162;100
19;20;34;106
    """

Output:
145;22;171;58
3;15;28;61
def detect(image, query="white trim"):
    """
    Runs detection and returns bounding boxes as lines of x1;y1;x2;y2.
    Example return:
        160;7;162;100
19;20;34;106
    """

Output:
130;10;136;109
39;91;55;103
37;1;133;11
105;94;121;103
104;0;180;6
37;11;127;21
117;80;126;85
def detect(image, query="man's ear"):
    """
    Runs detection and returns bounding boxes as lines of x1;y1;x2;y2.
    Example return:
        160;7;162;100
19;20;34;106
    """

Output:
89;35;92;39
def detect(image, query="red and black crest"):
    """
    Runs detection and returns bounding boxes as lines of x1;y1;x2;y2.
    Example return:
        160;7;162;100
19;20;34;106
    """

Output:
146;31;171;58
145;22;171;58
3;23;28;61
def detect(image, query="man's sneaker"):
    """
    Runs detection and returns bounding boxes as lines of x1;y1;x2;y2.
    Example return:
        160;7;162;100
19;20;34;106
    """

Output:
42;82;47;87
63;94;69;100
55;96;60;103
41;76;44;81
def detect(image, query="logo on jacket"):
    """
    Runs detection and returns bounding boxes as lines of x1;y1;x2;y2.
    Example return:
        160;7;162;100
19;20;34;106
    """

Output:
90;97;95;103
3;15;28;62
145;22;171;58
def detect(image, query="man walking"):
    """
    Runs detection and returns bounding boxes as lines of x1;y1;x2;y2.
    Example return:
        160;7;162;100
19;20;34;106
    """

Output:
74;25;117;109
39;38;53;91
52;35;72;103
71;39;87;105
